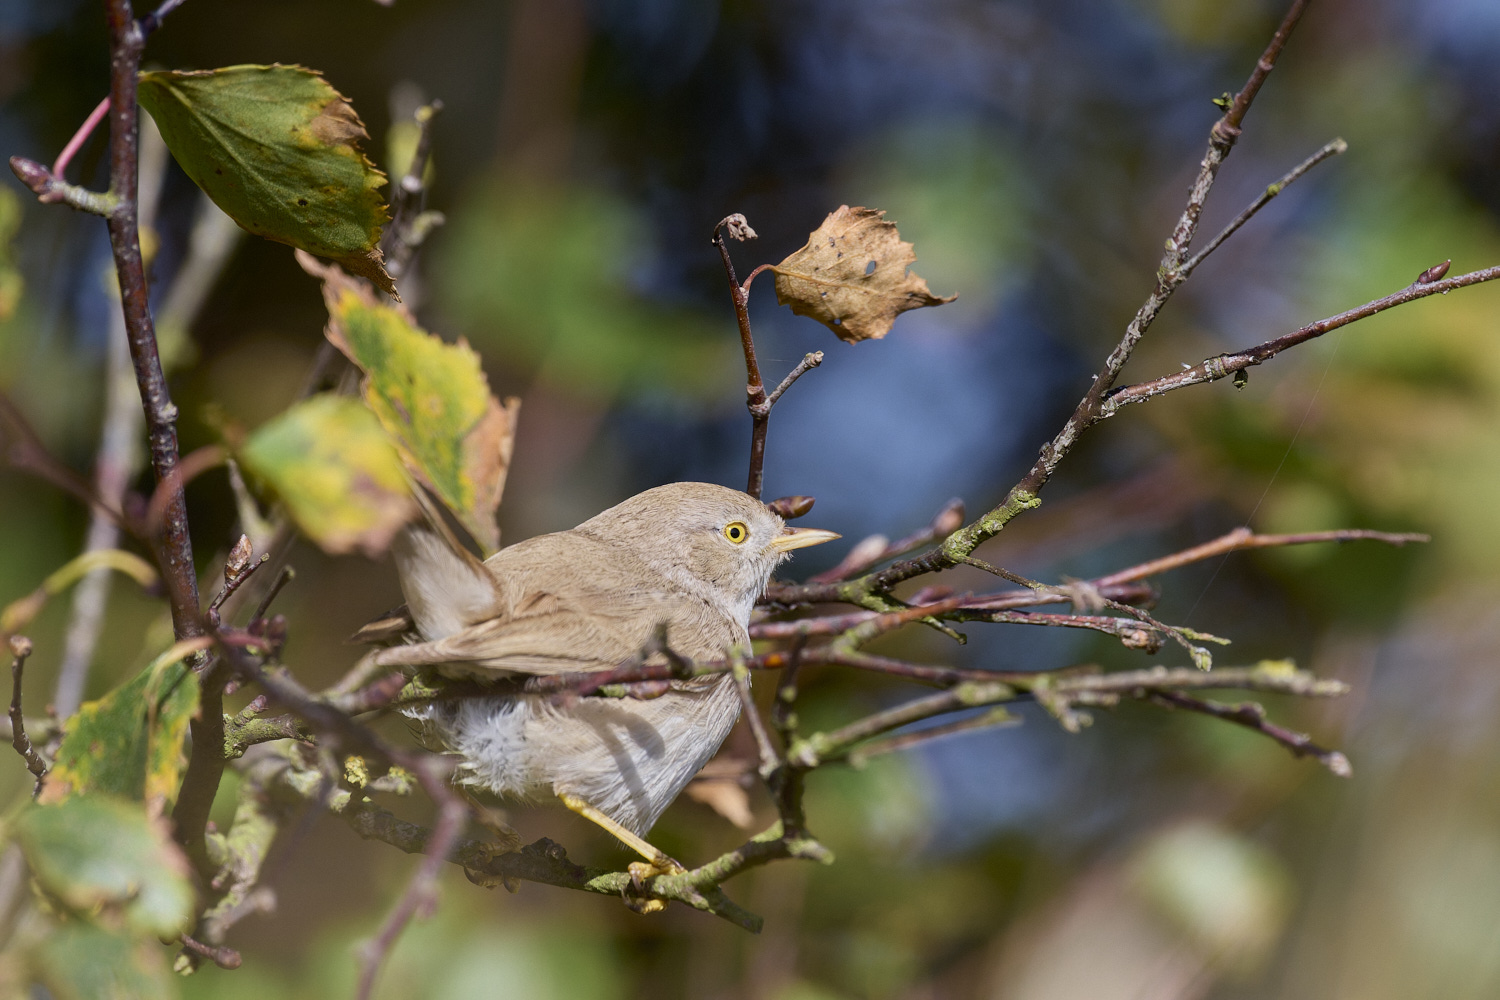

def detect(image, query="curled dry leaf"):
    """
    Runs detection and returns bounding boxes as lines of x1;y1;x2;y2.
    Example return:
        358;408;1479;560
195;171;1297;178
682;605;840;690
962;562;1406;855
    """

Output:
299;252;520;554
137;64;395;295
772;205;955;343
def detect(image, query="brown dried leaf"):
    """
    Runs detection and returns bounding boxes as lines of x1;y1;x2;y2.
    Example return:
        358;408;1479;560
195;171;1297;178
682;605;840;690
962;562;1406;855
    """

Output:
772;205;955;343
684;778;756;830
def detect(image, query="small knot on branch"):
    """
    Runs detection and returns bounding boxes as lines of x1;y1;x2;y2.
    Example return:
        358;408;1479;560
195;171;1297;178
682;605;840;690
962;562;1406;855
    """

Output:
1209;120;1243;149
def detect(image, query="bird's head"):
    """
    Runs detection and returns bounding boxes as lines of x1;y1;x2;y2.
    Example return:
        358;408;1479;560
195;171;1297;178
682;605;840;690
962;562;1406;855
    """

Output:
578;482;839;624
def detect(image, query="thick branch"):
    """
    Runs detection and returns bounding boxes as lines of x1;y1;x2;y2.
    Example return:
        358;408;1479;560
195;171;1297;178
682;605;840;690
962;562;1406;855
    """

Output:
102;0;202;641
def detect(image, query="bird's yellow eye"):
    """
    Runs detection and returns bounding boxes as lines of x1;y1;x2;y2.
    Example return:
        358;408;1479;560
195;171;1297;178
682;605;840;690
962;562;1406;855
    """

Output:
723;521;749;544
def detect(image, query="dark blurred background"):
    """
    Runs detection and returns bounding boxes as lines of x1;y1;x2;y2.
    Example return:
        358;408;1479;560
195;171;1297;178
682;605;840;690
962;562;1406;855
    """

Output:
4;0;1500;997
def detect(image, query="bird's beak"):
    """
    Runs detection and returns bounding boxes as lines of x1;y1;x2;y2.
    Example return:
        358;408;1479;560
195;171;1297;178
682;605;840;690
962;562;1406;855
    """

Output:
770;525;841;552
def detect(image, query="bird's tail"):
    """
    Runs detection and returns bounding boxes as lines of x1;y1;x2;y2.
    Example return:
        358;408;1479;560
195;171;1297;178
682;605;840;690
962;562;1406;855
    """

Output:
392;490;505;641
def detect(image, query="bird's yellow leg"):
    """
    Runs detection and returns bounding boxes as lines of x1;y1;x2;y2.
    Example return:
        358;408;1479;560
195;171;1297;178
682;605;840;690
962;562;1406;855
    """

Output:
556;790;686;905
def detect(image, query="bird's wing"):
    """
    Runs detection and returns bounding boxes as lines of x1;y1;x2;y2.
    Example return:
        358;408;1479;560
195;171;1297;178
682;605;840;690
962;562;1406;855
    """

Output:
392;526;506;641
372;584;737;677
349;603;414;644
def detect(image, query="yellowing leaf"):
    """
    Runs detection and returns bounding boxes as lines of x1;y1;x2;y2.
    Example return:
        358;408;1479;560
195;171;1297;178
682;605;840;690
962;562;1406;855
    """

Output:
300;252;519;554
238;393;417;556
13;796;196;938
138;65;395;295
39;640;207;812
772;205;955;343
28;923;176;1000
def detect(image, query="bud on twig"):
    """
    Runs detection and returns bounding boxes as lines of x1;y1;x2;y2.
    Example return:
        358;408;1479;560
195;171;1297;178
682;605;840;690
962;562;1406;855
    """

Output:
766;496;816;520
225;534;255;584
931;499;965;536
1417;259;1451;284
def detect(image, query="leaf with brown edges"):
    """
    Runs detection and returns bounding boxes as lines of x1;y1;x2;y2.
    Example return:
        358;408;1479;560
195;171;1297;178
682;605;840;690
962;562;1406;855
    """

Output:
772;205;955;343
299;252;520;554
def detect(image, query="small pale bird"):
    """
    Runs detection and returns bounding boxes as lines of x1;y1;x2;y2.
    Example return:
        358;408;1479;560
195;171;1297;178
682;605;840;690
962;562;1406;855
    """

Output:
362;482;838;878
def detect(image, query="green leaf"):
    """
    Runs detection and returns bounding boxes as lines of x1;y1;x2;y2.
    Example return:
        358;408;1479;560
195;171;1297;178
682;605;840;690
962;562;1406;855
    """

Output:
28;923;177;1000
137;64;394;296
238;393;417;556
40;640;206;809
13;796;195;938
300;253;519;554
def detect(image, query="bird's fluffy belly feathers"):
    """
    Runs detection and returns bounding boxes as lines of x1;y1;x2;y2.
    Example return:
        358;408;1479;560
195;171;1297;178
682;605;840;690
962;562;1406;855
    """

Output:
412;674;741;836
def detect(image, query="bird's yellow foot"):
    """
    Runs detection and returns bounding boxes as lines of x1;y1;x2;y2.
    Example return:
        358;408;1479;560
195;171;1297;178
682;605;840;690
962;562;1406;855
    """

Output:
623;856;686;913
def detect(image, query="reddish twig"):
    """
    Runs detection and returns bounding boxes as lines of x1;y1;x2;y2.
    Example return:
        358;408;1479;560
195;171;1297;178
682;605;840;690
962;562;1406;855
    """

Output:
178;932;241;970
810;499;964;584
712;214;823;501
712;215;768;498
0;392;134;534
51;97;111;179
1093;527;1430;588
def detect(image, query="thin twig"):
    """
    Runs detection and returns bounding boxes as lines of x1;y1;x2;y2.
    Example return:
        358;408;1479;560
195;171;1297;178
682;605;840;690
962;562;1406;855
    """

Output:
137;0;188;36
51;97;111;179
0;392;133;532
250;566;296;623
846;707;1020;766
206;535;268;627
1149;689;1351;776
8;637;46;794
731;654;780;777
383;99;445;282
809;499;964;584
354;757;465;1000
1180;137;1347;277
178;933;241;970
1100;265;1500;412
918;0;1314;571
7;156;119;214
1093;526;1429;588
762;352;824;408
711;215;771;498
